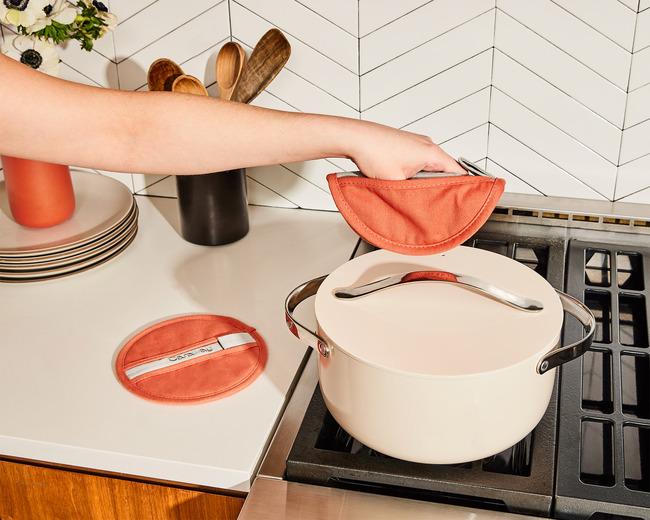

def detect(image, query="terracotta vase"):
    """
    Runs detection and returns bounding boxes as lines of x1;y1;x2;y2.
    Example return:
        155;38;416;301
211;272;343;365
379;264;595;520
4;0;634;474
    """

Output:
1;155;76;228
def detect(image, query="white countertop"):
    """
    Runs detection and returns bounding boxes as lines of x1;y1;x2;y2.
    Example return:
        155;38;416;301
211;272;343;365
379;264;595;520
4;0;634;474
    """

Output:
0;195;358;492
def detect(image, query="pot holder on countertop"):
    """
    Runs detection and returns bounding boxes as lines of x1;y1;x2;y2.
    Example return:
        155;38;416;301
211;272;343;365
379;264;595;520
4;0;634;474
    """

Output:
326;158;505;256
116;314;267;405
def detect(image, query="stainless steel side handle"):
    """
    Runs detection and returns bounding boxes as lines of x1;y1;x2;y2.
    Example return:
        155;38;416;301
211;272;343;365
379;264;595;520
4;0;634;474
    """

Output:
536;290;595;374
285;275;332;357
333;270;544;312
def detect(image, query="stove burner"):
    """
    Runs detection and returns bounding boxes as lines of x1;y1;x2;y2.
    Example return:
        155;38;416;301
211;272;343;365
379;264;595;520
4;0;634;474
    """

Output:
284;232;650;519
555;241;650;519
287;384;555;515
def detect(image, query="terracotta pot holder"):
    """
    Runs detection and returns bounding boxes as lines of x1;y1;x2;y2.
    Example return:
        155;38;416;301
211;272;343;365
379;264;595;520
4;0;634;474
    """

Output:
327;158;505;256
116;314;267;405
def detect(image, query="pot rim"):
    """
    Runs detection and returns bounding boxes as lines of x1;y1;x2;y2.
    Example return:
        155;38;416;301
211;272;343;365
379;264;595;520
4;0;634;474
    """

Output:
314;248;565;376
318;324;561;380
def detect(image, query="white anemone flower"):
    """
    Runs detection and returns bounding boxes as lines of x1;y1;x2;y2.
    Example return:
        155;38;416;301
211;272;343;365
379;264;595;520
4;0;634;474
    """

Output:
0;0;50;28
27;0;77;32
1;35;60;76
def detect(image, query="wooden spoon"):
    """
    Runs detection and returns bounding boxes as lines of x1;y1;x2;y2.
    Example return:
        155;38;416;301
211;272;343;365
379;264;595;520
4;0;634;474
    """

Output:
231;28;291;104
216;42;246;101
171;75;209;96
147;58;184;91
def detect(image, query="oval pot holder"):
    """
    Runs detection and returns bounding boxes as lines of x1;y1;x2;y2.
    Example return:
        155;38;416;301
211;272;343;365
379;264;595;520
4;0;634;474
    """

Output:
327;159;505;256
116;314;267;405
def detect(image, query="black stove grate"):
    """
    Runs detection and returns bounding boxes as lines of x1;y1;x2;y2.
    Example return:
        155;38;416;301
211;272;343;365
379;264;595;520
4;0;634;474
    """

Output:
285;234;568;517
555;241;650;520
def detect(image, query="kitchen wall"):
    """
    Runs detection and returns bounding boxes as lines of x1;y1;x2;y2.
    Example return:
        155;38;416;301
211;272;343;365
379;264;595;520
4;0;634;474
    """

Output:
1;0;649;210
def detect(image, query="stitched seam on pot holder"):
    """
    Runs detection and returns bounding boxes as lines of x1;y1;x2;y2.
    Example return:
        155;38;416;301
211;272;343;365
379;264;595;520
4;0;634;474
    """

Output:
336;176;482;192
335;178;501;251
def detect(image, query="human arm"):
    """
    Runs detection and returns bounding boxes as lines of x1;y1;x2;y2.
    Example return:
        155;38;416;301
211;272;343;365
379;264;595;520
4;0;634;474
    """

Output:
0;54;465;180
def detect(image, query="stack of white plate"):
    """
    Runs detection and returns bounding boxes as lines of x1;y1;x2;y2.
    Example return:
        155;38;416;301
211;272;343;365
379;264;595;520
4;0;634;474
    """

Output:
0;171;138;283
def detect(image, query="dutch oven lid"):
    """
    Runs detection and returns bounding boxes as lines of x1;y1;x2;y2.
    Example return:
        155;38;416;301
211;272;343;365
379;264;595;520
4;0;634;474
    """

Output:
314;247;564;377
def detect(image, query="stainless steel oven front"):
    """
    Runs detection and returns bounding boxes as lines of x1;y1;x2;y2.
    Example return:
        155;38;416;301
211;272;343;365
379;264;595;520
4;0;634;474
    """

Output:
240;193;650;520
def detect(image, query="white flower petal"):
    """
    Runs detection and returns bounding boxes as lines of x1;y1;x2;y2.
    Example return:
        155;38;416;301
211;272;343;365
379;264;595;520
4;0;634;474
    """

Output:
6;9;36;27
53;7;77;25
28;18;48;31
1;35;61;77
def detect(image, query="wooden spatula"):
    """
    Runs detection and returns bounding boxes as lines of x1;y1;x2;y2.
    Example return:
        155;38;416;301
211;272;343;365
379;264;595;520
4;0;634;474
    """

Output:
231;29;291;104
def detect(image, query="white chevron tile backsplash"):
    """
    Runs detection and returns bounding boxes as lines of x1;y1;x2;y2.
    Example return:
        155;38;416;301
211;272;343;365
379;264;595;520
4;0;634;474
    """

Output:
554;0;637;51
500;0;632;90
494;9;628;129
490;88;617;199
403;88;491;147
492;50;622;164
358;0;493;75
362;50;493;130
1;1;649;208
360;10;494;111
637;7;650;49
359;0;429;37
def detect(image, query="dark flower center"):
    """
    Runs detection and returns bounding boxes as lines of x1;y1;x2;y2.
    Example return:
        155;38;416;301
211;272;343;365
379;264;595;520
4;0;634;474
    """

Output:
43;4;52;15
93;1;107;12
4;0;30;11
20;49;43;69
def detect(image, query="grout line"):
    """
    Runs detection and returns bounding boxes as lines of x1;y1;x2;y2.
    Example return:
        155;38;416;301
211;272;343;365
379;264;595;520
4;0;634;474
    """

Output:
105;0;119;68
614;184;650;202
358;0;361;116
613;6;642;198
115;2;227;65
360;0;433;39
359;8;494;77
619;148;650;167
497;9;630;93
227;0;233;40
487;6;497;162
493;47;625;132
246;177;300;208
398;86;490;130
438;122;489;147
549;0;637;53
278;165;331;195
490;121;611;200
232;1;358;75
492;85;619;168
615;0;641;14
295;0;358;39
360;48;492;113
256;65;360;113
487;156;546;196
111;0;158;26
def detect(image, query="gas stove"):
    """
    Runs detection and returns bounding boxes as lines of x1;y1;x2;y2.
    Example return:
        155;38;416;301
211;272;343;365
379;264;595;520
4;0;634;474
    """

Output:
241;193;650;520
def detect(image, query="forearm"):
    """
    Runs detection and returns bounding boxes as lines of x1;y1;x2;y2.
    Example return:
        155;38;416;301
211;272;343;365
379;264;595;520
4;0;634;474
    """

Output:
0;54;463;179
113;93;356;175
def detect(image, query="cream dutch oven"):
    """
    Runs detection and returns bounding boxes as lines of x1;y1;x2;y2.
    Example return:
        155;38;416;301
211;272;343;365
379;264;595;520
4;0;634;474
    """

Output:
285;246;594;464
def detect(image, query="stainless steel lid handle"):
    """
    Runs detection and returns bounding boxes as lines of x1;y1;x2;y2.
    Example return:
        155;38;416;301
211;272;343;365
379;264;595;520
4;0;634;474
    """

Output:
536;290;595;375
334;270;544;312
285;275;332;358
458;157;495;178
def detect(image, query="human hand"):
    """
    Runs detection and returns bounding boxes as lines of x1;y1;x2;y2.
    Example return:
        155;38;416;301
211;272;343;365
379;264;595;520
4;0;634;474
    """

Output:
346;120;466;180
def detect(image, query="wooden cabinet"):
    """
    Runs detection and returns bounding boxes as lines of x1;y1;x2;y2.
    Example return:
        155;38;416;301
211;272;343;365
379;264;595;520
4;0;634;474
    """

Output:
0;458;245;520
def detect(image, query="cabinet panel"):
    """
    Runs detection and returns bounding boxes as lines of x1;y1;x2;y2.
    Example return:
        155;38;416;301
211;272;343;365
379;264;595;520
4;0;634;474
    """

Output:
0;459;245;520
